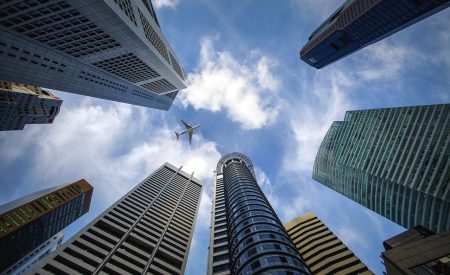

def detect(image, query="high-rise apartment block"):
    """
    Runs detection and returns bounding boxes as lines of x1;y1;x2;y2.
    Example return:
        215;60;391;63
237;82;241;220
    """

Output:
4;231;64;275
30;163;202;275
0;179;93;273
382;226;450;274
300;0;450;69
207;152;310;275
0;81;62;131
313;104;450;233
284;212;373;275
0;0;186;110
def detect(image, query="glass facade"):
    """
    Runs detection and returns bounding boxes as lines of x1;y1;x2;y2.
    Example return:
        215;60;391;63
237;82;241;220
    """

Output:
300;0;450;69
207;152;310;275
0;179;93;273
313;104;450;233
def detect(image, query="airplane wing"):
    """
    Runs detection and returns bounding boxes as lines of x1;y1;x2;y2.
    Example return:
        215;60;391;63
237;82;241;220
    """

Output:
188;131;193;144
178;129;188;135
180;119;189;128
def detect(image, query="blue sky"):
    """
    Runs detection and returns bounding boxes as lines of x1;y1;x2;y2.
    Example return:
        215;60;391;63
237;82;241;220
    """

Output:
1;0;450;274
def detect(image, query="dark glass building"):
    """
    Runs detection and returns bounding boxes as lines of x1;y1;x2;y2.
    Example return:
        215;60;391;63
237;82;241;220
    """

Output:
30;163;202;275
382;226;450;274
313;104;450;233
300;0;450;69
207;152;310;274
0;179;93;273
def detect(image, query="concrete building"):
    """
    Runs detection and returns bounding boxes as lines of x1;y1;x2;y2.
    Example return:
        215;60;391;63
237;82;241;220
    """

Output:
0;0;185;110
382;226;450;274
30;163;202;275
284;212;373;275
0;179;93;273
313;104;450;233
207;152;310;275
3;231;64;275
300;0;450;69
0;81;62;131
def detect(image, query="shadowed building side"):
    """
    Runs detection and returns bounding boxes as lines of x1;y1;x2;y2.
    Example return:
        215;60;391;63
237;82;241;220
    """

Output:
300;0;450;69
382;226;450;274
0;179;93;273
0;80;62;131
284;212;373;275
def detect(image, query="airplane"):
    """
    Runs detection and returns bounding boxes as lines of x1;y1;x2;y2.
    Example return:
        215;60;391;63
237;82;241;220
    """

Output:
175;119;201;144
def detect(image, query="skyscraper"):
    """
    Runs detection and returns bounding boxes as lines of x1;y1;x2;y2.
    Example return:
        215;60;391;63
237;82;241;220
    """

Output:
207;152;310;275
284;212;373;275
0;81;62;131
382;226;450;274
0;179;93;273
0;0;185;110
300;0;450;69
30;163;202;275
4;231;64;275
313;104;450;233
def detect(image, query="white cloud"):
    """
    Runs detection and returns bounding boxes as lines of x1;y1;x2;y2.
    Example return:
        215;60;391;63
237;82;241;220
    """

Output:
284;69;352;172
179;37;281;130
1;96;220;208
336;226;370;250
152;0;179;9
356;41;413;81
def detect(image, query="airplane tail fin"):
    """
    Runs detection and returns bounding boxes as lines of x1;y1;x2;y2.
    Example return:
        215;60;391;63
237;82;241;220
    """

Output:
175;132;180;140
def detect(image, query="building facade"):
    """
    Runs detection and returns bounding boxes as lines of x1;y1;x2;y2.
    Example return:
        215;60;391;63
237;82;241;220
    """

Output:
300;0;450;69
0;0;186;110
313;104;450;233
30;163;202;275
0;81;62;131
0;179;93;273
382;227;450;274
4;231;64;275
207;152;310;275
284;212;373;275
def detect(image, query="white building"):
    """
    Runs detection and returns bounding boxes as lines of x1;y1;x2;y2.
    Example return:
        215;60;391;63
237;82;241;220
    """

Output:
0;0;186;110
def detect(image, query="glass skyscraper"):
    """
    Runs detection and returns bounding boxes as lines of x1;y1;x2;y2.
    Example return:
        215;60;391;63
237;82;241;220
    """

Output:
207;152;310;274
0;0;185;110
313;104;450;233
0;179;93;273
300;0;450;69
30;163;202;275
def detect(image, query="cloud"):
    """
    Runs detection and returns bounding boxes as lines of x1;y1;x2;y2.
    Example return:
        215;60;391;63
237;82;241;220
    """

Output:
284;69;353;172
355;41;413;81
152;0;179;9
0;96;220;208
179;37;281;130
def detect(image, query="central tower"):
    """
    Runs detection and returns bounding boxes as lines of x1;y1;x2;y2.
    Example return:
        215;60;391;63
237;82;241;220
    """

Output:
207;152;310;274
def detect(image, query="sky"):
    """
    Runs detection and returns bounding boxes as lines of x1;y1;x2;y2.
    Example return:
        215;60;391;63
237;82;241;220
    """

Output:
1;0;450;274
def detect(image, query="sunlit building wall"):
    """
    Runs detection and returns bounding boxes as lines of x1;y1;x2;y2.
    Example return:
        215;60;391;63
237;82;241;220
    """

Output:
284;212;373;274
